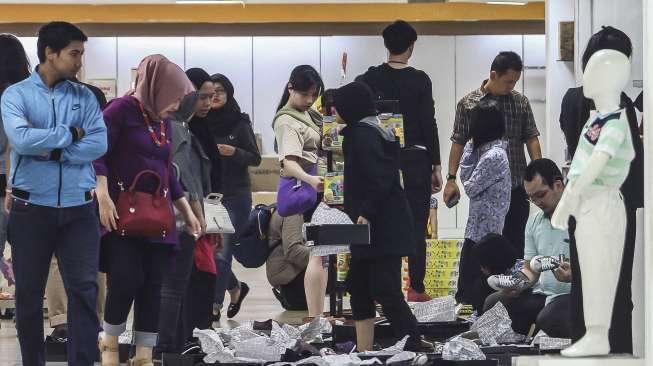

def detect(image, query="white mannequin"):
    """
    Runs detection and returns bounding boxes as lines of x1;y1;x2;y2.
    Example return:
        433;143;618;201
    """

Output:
551;49;634;357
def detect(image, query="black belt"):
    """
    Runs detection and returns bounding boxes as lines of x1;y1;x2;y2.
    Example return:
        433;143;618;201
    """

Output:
12;188;93;202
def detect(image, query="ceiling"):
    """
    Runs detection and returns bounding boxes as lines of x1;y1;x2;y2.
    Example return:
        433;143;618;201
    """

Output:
0;0;536;3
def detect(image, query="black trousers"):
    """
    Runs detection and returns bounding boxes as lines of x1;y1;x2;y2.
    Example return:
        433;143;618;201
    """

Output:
347;256;420;347
536;294;572;338
279;270;308;311
9;200;100;366
568;206;635;354
455;239;495;312
102;233;170;345
502;186;530;258
483;290;546;335
400;149;431;293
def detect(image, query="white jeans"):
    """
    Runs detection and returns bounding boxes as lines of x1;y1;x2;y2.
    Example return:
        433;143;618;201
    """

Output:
573;186;626;328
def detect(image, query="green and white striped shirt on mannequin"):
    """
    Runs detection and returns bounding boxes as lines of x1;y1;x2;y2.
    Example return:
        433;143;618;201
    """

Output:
567;109;635;188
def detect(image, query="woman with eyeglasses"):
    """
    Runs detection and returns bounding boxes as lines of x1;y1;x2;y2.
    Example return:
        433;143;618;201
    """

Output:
189;73;261;322
455;99;511;310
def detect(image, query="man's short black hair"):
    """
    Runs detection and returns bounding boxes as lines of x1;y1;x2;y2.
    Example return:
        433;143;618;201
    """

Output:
470;99;505;149
37;22;87;63
382;20;417;55
473;234;517;275
524;158;564;188
490;51;523;75
581;26;632;71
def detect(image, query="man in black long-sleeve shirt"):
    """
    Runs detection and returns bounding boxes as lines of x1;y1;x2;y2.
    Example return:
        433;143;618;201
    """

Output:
356;20;441;302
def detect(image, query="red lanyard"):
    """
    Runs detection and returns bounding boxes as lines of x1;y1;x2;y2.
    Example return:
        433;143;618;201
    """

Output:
138;102;167;147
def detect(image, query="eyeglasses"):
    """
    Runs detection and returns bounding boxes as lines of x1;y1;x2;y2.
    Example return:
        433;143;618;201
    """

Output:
198;92;215;100
214;89;227;96
527;189;550;203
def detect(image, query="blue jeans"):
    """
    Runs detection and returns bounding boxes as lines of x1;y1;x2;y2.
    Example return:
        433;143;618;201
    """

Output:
214;194;251;306
9;199;100;366
156;232;195;354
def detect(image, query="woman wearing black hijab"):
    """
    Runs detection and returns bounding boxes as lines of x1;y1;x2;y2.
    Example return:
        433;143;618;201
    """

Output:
335;81;421;352
188;72;261;321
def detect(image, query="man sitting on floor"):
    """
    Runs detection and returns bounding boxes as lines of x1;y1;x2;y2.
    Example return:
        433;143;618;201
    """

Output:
485;158;572;337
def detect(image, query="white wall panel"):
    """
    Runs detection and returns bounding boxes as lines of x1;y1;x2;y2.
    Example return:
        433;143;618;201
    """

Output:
523;34;547;149
116;37;185;96
17;37;38;70
84;37;117;80
252;37;320;153
185;37;254;118
319;36;386;89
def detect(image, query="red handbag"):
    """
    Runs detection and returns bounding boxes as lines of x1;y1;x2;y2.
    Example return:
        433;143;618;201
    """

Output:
116;170;174;238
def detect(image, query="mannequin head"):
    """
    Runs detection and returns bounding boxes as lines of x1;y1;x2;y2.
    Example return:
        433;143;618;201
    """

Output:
524;159;565;217
582;49;630;113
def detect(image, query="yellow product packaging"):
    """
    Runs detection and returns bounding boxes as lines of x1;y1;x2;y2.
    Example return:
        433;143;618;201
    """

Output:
424;278;458;289
425;268;459;280
426;239;463;251
426;250;460;260
336;253;350;282
322;116;344;150
324;173;344;205
426;258;460;269
378;113;405;147
425;288;458;298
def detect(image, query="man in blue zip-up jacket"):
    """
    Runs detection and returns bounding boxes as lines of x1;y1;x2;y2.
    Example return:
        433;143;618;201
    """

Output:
0;22;107;366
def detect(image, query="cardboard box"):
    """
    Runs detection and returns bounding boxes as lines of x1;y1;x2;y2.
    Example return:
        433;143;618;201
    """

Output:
249;155;280;192
252;191;277;206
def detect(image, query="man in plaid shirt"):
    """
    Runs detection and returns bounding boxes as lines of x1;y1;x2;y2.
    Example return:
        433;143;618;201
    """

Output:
443;51;541;257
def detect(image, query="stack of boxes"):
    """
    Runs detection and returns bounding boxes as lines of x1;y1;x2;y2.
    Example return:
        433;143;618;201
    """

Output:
403;239;463;299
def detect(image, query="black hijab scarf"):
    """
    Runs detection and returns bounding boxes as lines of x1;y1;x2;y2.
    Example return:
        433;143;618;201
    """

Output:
205;73;247;138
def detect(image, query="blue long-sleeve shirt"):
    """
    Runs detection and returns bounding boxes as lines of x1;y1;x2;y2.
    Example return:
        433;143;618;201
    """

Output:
460;140;511;243
0;69;107;207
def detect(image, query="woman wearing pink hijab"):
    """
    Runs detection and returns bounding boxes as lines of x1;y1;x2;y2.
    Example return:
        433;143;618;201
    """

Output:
94;54;201;366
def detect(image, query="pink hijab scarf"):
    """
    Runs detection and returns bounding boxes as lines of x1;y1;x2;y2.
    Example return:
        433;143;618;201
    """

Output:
130;54;195;120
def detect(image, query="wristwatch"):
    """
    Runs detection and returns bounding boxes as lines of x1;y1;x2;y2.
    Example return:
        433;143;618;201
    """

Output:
446;174;457;181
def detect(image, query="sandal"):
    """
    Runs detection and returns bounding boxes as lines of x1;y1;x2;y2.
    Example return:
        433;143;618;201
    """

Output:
98;337;119;366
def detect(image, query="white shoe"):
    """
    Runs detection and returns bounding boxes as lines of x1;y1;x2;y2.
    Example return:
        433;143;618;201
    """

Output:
487;273;532;291
530;255;561;273
560;326;610;357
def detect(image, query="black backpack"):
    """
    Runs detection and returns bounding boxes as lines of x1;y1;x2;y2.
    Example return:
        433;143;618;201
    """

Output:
232;203;279;268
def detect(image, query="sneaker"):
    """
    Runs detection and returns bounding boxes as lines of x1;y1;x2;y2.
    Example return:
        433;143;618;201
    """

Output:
50;325;68;343
487;273;532;291
0;258;14;286
407;288;432;302
530;255;561;273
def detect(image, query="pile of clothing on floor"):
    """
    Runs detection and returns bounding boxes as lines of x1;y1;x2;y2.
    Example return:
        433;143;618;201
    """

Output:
169;297;571;365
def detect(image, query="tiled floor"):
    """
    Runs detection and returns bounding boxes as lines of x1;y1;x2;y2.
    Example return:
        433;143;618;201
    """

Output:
0;261;327;365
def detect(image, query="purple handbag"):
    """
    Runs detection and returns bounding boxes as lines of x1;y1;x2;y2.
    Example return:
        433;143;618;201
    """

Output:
277;164;318;217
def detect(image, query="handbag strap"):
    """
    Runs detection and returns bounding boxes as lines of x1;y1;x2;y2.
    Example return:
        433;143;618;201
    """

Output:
128;170;163;196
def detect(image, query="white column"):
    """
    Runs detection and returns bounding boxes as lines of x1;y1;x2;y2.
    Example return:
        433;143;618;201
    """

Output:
643;0;653;363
